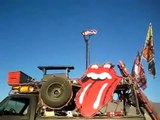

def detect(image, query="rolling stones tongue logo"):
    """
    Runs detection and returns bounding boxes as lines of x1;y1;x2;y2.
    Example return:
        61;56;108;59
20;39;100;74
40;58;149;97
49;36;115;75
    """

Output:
75;63;122;117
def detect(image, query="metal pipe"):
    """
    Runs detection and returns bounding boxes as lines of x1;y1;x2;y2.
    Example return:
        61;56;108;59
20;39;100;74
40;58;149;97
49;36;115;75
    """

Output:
85;39;89;69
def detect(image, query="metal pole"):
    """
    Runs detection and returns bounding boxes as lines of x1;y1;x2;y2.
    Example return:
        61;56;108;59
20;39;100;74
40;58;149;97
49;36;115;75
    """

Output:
82;29;97;70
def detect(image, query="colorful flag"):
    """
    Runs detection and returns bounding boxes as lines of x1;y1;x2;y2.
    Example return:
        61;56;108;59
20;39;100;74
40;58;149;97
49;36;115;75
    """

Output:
142;23;154;62
131;52;147;90
148;59;156;77
141;23;156;77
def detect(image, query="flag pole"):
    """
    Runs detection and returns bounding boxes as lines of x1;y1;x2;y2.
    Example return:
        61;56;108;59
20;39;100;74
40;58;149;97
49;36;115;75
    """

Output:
84;37;89;70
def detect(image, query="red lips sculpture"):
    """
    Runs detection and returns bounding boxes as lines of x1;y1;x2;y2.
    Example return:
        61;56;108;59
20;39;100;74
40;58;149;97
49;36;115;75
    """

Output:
75;63;122;117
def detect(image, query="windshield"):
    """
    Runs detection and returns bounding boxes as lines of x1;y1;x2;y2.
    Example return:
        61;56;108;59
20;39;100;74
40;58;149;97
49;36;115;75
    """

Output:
0;97;29;115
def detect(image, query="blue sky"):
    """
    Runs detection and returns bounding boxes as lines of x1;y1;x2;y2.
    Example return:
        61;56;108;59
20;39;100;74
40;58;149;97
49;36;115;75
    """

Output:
0;0;160;102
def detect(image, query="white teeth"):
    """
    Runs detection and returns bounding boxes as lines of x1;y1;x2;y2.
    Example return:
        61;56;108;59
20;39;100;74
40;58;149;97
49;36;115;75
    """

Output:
100;72;112;79
87;72;99;79
87;72;112;80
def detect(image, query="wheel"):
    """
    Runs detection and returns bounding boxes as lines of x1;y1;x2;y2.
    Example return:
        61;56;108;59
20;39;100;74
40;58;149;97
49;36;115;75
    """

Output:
40;76;72;109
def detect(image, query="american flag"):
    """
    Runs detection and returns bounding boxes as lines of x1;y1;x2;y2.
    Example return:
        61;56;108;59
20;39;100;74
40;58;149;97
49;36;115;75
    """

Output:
82;29;97;36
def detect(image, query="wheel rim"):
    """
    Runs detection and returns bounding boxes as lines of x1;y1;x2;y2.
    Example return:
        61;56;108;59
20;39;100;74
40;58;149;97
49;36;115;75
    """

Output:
47;83;64;99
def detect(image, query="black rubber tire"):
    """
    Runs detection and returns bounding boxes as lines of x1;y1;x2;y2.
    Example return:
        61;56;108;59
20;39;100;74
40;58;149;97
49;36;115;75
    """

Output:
40;76;72;109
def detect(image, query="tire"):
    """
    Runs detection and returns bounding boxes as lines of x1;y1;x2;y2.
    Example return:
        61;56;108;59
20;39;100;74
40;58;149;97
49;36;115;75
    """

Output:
40;76;72;109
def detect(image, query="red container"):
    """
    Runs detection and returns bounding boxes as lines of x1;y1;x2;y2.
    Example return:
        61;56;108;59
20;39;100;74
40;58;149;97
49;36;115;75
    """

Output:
8;71;32;86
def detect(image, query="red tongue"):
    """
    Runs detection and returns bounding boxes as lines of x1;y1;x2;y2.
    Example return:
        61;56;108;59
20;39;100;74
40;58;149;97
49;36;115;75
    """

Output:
76;77;122;117
79;80;109;116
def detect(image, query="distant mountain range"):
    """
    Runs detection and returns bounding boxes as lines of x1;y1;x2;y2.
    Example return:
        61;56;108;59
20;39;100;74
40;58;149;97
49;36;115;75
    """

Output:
151;102;160;117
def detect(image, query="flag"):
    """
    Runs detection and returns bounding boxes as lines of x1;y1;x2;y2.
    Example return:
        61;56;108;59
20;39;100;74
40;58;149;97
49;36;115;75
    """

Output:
148;59;156;77
142;23;154;62
82;29;97;36
141;23;156;77
131;52;147;90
